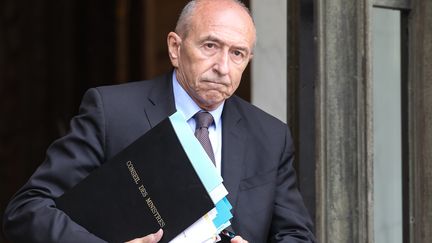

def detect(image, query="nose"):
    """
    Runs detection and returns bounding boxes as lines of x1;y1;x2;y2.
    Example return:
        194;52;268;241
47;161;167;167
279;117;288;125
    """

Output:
213;50;230;75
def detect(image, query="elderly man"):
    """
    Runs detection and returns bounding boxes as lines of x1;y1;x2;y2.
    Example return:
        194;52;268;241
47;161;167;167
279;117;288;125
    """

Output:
3;0;316;242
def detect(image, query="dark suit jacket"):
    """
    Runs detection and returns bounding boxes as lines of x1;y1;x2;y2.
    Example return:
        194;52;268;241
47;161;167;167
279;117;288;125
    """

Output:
3;73;316;242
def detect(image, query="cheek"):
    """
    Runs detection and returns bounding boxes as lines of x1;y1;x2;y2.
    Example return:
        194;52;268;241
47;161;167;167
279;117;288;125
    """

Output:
218;79;240;98
231;77;242;89
228;72;243;91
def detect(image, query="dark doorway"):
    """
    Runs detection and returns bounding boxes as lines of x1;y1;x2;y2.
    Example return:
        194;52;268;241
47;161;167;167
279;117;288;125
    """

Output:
0;1;250;242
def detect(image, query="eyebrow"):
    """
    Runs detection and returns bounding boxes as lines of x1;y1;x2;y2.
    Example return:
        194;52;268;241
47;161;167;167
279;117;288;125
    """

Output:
201;35;250;54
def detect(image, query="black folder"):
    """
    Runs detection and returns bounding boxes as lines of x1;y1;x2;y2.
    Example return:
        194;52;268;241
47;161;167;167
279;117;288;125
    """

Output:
55;117;214;243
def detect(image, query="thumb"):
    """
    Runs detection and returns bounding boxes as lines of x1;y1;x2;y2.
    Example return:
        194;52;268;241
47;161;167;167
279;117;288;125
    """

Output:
152;229;163;242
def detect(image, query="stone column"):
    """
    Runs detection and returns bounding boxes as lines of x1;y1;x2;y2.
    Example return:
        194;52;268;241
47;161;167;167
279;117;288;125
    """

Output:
315;0;374;242
409;0;432;242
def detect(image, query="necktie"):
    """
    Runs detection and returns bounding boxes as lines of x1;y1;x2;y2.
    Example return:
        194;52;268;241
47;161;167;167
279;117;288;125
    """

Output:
194;111;216;164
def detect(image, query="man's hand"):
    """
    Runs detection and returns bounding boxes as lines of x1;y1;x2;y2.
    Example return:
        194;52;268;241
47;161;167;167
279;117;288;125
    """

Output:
231;235;248;243
125;229;163;243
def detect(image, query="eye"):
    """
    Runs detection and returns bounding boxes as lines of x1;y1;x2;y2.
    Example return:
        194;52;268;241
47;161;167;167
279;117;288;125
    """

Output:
233;50;242;57
231;49;246;64
205;43;215;49
202;42;218;55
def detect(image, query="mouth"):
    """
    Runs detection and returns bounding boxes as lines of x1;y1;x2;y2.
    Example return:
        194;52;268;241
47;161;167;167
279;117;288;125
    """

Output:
202;79;227;86
203;81;227;90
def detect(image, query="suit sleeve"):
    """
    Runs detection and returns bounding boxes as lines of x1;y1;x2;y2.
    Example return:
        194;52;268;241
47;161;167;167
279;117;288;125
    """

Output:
269;127;317;243
3;88;107;243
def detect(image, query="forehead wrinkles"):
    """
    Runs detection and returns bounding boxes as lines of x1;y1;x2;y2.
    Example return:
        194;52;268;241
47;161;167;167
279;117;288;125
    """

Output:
199;29;251;51
190;9;255;49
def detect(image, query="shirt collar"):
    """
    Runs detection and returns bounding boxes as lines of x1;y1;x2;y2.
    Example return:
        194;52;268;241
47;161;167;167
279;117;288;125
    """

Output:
172;71;224;127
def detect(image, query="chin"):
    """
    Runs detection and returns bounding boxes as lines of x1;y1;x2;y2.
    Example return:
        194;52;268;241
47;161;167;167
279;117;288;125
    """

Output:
197;98;222;110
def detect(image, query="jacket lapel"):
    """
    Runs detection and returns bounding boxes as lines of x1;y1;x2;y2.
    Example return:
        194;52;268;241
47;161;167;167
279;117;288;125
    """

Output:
144;76;246;217
221;98;246;215
143;73;176;127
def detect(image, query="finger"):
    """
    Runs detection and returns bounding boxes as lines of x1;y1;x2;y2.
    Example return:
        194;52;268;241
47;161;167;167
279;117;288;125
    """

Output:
143;229;163;243
125;229;164;243
231;236;248;243
152;229;163;242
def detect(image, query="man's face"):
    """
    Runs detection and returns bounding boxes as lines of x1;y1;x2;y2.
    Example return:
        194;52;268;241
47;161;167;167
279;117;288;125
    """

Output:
168;1;255;110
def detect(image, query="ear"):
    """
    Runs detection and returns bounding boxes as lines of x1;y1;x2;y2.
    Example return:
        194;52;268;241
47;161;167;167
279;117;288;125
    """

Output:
167;32;182;68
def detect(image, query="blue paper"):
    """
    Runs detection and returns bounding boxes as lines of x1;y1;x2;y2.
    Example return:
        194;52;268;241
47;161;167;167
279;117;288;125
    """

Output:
213;197;233;229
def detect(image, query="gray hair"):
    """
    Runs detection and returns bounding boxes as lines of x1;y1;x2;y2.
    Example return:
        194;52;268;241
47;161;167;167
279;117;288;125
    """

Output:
174;0;253;38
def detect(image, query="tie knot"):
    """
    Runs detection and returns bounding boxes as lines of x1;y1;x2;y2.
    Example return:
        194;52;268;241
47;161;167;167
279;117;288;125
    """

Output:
194;112;214;129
